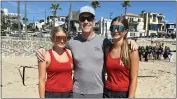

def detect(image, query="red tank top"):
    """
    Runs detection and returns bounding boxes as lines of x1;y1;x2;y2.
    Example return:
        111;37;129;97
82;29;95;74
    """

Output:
105;52;130;91
45;49;73;92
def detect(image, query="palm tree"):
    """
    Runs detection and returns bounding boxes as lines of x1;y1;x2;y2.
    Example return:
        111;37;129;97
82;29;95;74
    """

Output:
50;2;62;27
122;0;131;15
17;1;22;38
91;1;100;10
24;1;28;39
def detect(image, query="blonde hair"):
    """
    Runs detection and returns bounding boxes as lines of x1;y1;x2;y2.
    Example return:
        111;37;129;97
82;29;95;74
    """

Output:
121;34;131;67
110;16;131;67
50;26;67;41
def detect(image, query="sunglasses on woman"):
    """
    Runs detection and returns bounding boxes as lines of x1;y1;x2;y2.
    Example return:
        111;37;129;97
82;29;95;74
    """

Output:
55;36;67;42
110;25;125;32
79;15;94;22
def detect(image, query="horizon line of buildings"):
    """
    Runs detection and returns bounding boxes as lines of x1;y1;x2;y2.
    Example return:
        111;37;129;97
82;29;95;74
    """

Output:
97;12;176;39
1;8;176;39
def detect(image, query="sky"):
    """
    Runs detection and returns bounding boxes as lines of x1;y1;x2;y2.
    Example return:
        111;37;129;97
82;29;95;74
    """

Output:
1;1;176;23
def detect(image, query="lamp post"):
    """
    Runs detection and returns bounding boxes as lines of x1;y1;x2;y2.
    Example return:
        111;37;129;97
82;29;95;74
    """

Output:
25;1;27;40
52;9;55;27
17;1;21;39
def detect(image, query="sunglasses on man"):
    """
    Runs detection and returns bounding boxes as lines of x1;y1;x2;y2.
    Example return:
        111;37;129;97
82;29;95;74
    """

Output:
79;15;94;22
110;25;125;32
55;36;67;42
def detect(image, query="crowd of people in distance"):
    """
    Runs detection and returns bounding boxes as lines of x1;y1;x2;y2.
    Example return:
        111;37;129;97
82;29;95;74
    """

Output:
138;44;176;62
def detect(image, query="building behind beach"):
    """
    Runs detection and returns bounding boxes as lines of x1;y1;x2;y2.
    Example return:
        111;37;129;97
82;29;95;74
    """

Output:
141;11;167;37
166;23;176;34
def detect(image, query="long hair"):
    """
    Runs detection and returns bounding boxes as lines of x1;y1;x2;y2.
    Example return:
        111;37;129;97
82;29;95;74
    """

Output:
110;16;131;67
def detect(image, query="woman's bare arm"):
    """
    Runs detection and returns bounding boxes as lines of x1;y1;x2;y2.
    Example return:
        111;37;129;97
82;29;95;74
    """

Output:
38;52;50;98
128;50;139;98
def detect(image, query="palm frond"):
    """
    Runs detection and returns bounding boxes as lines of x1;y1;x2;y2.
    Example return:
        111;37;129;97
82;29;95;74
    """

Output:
122;3;126;7
58;8;62;10
91;1;100;9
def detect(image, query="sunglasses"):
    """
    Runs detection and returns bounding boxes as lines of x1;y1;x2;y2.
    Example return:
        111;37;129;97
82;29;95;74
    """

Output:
55;36;67;42
79;15;94;22
110;25;125;32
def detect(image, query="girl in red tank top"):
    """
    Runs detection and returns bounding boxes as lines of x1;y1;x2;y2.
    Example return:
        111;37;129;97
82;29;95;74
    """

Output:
103;16;139;98
38;27;73;98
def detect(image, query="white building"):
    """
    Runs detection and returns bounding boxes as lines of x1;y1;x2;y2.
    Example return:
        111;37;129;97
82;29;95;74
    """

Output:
47;16;66;27
166;23;176;34
124;13;145;38
1;8;22;31
8;13;22;23
54;16;66;26
1;8;22;23
1;8;8;15
142;11;166;36
98;17;112;39
97;15;146;39
33;21;45;30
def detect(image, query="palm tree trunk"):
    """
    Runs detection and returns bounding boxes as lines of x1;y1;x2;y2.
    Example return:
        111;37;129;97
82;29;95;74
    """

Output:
53;11;56;27
68;2;72;33
125;6;127;15
25;1;28;39
17;1;21;38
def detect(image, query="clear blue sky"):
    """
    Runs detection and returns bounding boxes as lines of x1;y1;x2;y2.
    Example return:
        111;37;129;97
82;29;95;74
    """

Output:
2;1;176;23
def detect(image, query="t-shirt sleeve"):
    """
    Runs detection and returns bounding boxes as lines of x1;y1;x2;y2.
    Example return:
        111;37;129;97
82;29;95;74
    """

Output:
66;40;71;49
103;38;112;47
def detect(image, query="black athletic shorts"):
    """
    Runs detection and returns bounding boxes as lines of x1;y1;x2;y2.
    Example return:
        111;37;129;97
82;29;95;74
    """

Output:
103;88;128;98
45;91;73;98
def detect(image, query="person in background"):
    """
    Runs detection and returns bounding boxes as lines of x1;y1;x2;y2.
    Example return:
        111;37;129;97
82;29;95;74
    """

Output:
138;46;142;61
144;46;149;62
38;26;73;98
103;16;139;98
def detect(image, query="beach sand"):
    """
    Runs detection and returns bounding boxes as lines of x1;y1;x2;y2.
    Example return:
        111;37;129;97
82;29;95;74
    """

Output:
1;37;176;98
1;53;176;98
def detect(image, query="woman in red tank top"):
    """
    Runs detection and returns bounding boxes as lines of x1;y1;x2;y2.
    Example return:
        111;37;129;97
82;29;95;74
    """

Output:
103;16;139;98
38;26;73;98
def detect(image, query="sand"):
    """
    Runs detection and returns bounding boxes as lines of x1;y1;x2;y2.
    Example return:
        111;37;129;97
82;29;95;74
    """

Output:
1;38;176;98
1;54;176;98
